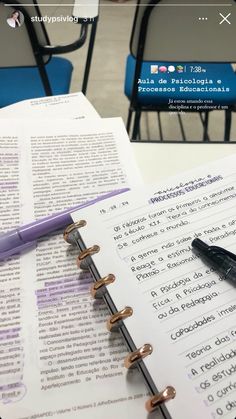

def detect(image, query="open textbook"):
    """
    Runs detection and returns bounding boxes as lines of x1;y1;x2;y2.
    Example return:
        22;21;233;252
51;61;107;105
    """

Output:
71;154;236;419
0;114;159;419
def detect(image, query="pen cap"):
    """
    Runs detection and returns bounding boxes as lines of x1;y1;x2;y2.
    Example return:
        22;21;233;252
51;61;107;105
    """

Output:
192;238;209;253
0;229;24;252
192;238;232;275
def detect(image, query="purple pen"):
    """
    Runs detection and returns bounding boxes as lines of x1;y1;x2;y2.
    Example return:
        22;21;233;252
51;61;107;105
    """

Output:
0;188;129;260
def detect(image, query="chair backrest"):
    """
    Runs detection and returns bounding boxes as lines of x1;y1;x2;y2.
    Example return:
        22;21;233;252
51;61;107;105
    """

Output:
0;0;50;67
73;0;99;20
131;0;236;62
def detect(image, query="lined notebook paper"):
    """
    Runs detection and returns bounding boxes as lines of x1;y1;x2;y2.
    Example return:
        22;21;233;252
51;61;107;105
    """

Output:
72;154;236;419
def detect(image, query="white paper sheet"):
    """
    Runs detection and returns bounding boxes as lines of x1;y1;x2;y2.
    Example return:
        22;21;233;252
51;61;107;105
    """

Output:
72;154;236;419
0;92;99;120
0;117;161;419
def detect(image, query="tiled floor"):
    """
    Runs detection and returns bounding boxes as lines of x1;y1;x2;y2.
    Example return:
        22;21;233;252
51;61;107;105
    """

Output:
43;0;236;141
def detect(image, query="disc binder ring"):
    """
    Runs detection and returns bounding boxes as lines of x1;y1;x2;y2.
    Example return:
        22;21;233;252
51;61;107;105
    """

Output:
145;386;176;413
91;274;115;298
124;344;153;369
77;245;100;268
63;220;87;244
107;307;133;332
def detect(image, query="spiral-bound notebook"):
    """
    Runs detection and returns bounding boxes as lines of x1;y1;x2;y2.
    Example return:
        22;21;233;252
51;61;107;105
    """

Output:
66;154;236;419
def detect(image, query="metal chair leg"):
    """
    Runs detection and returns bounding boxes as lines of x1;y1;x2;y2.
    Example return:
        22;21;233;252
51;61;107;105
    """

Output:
82;20;98;95
126;108;133;134
203;112;209;142
37;58;52;96
157;112;163;141
224;110;232;142
132;111;141;141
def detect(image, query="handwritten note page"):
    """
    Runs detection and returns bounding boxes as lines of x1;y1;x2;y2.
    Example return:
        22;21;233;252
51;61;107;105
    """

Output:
0;118;158;419
73;154;236;419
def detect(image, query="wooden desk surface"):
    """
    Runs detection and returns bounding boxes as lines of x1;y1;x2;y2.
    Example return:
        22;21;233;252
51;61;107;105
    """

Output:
132;143;236;183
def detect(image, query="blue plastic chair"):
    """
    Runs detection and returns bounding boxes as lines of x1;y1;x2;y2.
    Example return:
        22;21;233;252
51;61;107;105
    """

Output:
0;57;73;107
0;0;98;107
125;0;236;141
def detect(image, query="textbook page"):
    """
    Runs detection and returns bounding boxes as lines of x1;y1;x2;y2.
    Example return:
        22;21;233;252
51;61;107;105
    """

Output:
0;118;158;419
73;154;236;419
0;92;99;119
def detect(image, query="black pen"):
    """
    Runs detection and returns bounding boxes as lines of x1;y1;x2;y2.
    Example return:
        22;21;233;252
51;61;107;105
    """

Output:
192;238;236;285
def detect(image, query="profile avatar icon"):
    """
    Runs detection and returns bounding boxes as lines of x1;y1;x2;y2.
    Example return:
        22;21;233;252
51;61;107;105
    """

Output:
7;10;24;28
